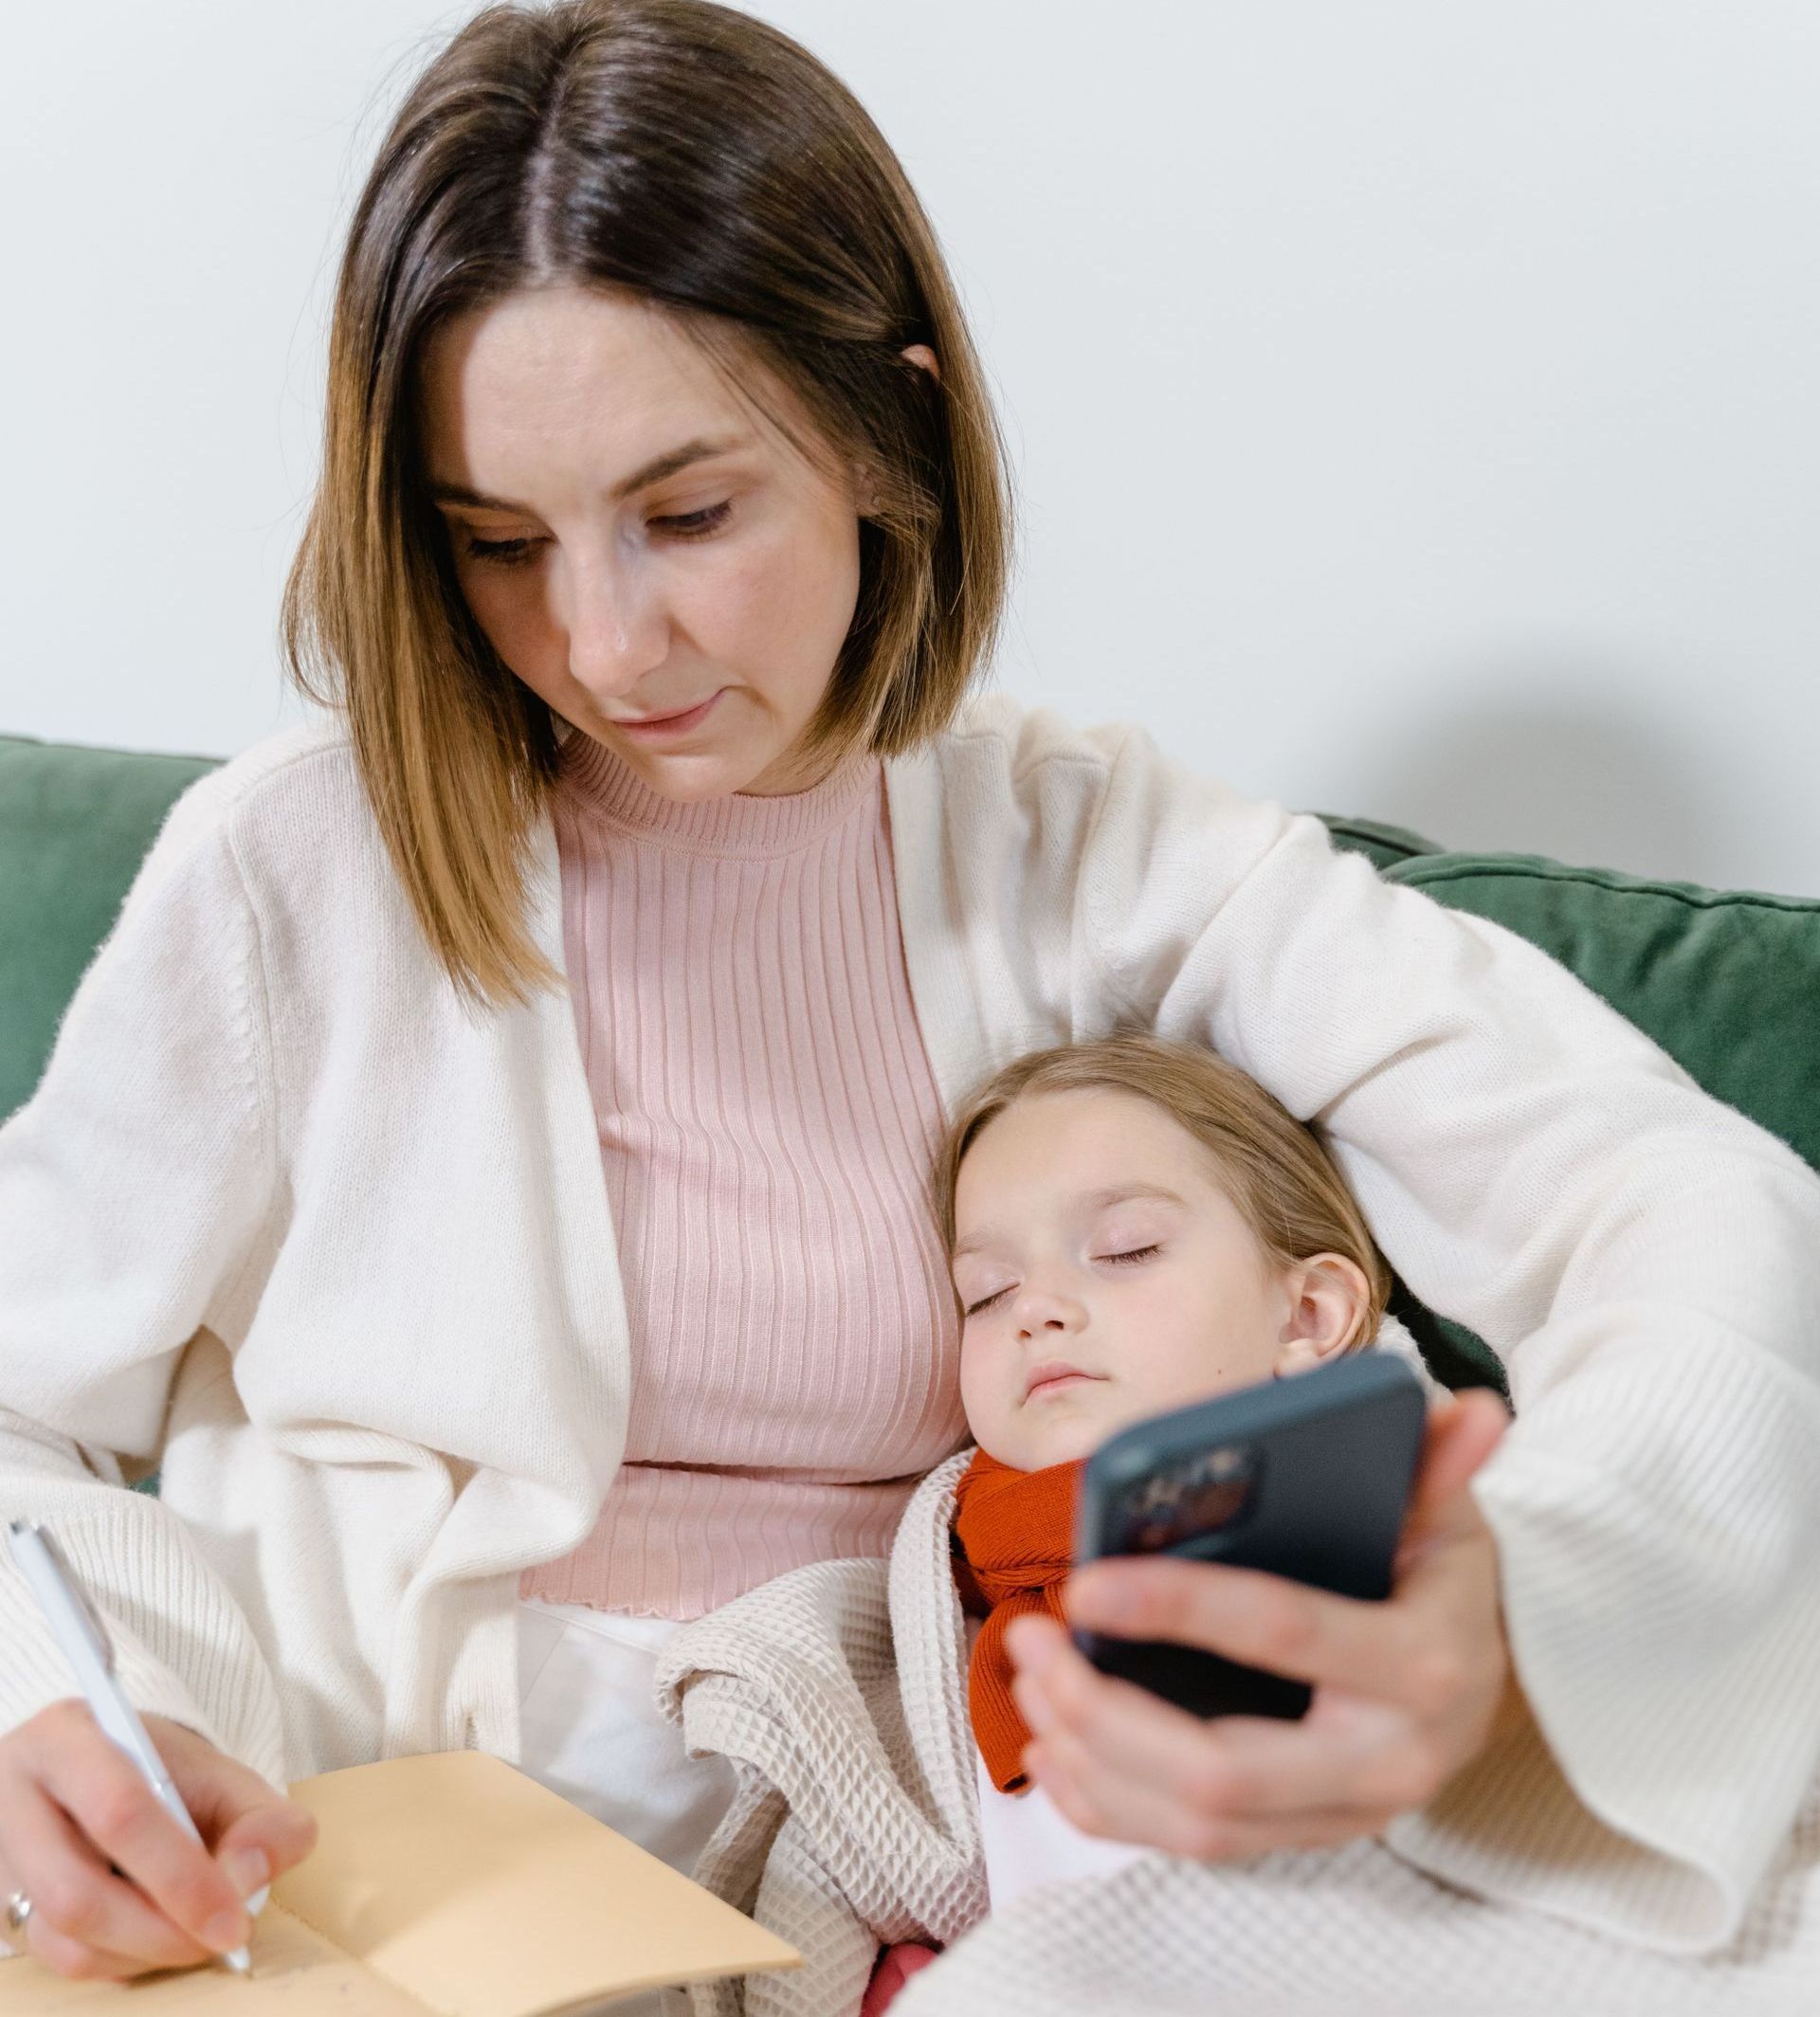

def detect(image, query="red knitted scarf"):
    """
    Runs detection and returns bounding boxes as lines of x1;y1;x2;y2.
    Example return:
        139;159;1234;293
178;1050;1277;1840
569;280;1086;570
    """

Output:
952;1447;1085;1794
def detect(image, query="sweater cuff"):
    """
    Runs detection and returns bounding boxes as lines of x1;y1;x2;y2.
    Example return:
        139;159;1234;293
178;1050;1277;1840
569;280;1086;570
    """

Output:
0;1496;287;1788
1381;1670;1725;1948
0;1571;227;1755
1383;1380;1820;1954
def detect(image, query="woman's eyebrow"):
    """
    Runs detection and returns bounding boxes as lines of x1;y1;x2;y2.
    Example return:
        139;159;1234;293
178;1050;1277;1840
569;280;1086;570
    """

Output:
428;434;748;513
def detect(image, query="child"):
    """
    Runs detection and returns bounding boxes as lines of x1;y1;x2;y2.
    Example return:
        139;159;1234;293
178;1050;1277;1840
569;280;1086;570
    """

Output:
935;1033;1414;1923
661;1031;1432;2014
657;1035;1813;2016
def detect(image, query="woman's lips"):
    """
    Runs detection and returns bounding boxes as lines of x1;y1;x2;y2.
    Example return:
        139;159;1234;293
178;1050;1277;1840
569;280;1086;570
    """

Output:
612;690;722;739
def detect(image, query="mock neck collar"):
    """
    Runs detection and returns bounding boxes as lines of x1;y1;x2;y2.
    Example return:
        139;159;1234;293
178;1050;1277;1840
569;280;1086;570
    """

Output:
555;728;880;858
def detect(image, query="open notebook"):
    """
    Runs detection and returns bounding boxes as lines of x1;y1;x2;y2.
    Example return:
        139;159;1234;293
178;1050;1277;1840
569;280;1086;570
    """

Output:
0;1751;798;2014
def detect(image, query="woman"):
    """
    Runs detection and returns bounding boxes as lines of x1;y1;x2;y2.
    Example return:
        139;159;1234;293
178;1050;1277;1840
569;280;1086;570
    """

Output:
1;0;1816;1997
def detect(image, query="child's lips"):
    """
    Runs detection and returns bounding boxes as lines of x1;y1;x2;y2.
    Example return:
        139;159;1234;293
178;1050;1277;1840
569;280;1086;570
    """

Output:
1024;1362;1105;1402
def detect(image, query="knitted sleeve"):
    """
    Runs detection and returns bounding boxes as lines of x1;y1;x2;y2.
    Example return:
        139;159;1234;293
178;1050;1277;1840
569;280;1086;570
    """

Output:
0;776;287;1781
987;711;1820;1953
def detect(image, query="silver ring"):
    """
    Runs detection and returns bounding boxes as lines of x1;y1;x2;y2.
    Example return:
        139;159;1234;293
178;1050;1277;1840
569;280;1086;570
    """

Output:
3;1889;30;1939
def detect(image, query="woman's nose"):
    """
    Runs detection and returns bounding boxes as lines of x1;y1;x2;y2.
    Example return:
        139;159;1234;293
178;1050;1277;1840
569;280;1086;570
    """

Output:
560;551;667;698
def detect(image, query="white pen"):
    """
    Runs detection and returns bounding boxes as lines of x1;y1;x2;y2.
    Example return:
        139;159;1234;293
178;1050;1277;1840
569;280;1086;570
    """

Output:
6;1519;267;1975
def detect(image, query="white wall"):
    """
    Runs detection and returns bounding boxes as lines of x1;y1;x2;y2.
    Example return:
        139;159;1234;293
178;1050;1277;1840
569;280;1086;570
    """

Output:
5;1;1817;894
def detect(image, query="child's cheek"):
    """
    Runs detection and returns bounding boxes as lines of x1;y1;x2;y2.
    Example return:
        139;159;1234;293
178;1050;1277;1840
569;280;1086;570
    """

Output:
956;1336;997;1439
1106;1280;1192;1412
959;1329;1026;1461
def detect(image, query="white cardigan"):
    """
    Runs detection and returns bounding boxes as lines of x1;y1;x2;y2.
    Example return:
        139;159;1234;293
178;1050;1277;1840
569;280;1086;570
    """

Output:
2;695;1818;1959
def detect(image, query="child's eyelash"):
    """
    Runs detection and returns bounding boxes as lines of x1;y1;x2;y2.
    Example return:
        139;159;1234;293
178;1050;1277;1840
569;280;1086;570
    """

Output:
462;500;733;566
959;1245;1159;1317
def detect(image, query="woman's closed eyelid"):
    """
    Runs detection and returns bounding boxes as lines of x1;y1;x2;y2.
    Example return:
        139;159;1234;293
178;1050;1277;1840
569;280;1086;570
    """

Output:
462;532;546;565
454;499;736;563
649;499;734;536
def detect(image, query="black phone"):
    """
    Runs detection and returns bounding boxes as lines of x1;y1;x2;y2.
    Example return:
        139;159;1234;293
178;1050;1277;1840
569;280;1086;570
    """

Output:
1073;1352;1428;1719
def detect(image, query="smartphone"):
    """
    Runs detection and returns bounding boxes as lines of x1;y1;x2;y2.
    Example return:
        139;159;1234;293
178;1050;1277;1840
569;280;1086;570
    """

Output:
1073;1352;1428;1718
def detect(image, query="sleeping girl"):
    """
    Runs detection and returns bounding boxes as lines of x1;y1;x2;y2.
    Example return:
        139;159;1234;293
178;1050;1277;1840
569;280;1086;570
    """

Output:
658;1030;1812;2015
660;1030;1446;2015
935;1032;1422;1930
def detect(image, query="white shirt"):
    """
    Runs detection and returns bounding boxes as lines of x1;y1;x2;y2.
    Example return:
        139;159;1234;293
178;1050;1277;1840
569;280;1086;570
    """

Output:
960;1615;1153;1912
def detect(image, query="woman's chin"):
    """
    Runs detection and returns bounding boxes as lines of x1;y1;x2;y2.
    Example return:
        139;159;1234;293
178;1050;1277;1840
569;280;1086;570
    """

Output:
598;736;774;804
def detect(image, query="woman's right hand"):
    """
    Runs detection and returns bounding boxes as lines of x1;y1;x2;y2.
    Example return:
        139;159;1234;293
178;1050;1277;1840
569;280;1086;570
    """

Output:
0;1699;318;1981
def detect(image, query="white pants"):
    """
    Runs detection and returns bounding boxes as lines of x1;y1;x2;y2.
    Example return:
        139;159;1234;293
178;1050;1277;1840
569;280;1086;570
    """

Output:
515;1594;739;2017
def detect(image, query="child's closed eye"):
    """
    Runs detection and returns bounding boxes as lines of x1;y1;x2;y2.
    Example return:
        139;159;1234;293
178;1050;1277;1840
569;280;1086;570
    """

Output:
1097;1245;1161;1266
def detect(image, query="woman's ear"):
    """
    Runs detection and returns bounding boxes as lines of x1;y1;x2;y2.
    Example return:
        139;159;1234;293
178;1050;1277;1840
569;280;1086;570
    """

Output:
1273;1253;1373;1378
856;350;940;517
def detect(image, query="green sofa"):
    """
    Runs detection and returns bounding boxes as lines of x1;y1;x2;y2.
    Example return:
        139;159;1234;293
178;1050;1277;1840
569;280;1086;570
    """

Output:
8;731;1820;1394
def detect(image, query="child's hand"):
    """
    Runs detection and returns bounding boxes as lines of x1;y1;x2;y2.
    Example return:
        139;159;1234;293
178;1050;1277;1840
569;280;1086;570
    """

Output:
1001;1388;1512;1860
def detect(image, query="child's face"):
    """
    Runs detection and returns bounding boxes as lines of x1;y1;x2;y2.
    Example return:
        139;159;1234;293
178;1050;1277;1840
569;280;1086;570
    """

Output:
952;1087;1307;1471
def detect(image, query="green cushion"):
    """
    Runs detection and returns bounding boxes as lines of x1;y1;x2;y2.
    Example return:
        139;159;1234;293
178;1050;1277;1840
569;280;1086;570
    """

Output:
1385;852;1820;1176
1319;837;1820;1391
0;736;222;1124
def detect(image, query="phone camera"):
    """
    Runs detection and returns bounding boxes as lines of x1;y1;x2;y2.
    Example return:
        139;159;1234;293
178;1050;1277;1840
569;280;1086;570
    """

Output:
1120;1443;1259;1552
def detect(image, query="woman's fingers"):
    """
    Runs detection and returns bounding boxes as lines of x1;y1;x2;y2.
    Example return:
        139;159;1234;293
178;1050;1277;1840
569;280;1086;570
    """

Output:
1008;1619;1447;1826
0;1701;312;1982
0;1780;214;1975
159;1717;318;1903
1057;1551;1434;1701
1023;1731;1399;1861
1001;1390;1518;1863
1059;1389;1511;1699
38;1715;258;1955
2;1893;147;1985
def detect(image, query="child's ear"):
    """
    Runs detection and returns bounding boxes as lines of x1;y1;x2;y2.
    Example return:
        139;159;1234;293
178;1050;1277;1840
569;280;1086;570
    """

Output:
1273;1253;1373;1379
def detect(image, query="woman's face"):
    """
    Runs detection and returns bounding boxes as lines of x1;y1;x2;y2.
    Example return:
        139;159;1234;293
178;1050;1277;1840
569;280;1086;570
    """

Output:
419;284;870;799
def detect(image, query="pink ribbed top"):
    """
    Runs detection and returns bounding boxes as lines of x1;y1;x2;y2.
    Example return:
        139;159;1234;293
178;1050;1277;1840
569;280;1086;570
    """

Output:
519;733;967;1619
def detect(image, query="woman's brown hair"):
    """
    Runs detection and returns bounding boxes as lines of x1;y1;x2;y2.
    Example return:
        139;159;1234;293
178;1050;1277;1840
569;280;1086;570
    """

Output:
934;1035;1393;1349
282;0;1014;1004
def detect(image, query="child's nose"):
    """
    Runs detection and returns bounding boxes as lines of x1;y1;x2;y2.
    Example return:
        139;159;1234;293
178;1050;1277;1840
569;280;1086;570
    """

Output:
1013;1281;1086;1338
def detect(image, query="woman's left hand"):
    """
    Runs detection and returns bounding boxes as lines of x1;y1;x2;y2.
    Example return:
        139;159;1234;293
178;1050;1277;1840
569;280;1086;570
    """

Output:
1003;1387;1514;1861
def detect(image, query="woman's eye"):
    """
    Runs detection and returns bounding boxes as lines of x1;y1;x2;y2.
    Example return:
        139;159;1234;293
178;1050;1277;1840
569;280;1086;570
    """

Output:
650;500;733;539
1099;1245;1160;1266
962;1285;1012;1317
463;534;544;568
459;500;731;567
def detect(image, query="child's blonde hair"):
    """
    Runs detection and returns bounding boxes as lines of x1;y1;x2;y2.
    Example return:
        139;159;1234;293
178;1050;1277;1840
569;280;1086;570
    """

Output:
935;1033;1392;1350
